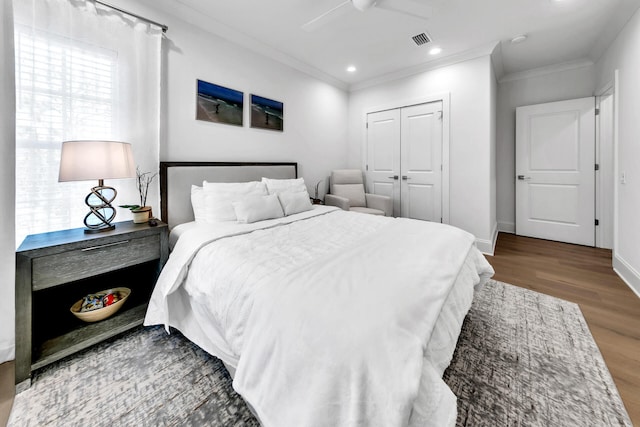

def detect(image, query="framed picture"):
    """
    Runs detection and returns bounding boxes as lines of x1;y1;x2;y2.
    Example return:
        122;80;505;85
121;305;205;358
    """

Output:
196;79;244;126
250;94;283;131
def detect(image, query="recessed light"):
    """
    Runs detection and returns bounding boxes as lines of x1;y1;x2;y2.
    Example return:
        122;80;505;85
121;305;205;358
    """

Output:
429;47;442;55
347;65;357;72
511;34;527;44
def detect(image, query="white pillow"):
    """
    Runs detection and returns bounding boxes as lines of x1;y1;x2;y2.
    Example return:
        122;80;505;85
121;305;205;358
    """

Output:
262;177;307;195
278;191;313;216
191;185;206;222
233;194;284;224
202;180;267;194
202;181;268;222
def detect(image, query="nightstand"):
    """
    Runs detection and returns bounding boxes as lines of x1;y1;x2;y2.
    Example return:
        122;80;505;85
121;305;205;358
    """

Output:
15;220;168;392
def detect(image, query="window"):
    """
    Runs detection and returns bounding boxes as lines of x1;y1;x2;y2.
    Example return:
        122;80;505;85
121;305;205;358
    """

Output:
15;26;118;244
13;0;162;248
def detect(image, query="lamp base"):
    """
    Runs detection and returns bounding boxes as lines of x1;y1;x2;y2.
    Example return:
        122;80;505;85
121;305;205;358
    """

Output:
84;180;118;232
84;224;116;234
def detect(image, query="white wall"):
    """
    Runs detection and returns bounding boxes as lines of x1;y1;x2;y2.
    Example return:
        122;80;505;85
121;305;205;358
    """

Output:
595;7;640;296
0;0;16;363
118;0;349;199
495;64;596;232
348;55;497;253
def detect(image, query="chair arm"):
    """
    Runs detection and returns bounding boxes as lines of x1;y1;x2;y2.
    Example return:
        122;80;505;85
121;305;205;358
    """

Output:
365;193;393;216
324;194;350;211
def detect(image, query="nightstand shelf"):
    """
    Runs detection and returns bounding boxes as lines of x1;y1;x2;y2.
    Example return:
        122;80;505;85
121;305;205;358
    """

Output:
33;303;148;370
15;221;168;392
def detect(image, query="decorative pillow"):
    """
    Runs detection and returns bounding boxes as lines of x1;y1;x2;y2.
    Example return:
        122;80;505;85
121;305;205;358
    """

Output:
202;181;268;222
191;185;206;222
332;183;366;207
232;194;284;224
278;191;313;216
262;177;307;195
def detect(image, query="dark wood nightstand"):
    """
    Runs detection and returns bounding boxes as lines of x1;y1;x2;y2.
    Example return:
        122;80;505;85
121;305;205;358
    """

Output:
15;221;168;392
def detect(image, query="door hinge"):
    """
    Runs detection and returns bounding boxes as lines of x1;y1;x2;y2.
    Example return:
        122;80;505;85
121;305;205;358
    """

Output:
438;111;443;120
595;219;599;226
595;108;600;115
366;122;369;129
366;164;368;171
595;164;599;171
440;217;443;223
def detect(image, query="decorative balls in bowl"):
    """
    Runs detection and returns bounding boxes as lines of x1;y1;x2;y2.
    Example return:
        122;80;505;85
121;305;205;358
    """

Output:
70;287;131;323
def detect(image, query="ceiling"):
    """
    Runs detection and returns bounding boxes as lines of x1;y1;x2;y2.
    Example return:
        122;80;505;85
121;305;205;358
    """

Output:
162;0;640;89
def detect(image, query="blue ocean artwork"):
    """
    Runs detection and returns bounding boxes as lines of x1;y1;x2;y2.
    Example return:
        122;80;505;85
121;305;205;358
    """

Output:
251;94;283;131
196;79;244;126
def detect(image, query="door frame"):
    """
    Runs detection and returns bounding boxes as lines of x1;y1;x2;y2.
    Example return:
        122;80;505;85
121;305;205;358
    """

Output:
595;81;615;249
362;92;450;224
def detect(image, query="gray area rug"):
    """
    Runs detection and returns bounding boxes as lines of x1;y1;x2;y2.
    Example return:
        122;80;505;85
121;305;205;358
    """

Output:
8;280;632;426
443;280;632;427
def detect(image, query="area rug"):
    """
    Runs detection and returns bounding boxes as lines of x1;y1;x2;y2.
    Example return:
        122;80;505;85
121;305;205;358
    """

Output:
8;280;632;426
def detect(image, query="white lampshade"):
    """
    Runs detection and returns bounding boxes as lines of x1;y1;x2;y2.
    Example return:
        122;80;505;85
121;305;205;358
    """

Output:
58;140;136;182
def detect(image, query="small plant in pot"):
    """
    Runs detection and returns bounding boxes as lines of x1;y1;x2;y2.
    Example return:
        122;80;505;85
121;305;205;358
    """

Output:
311;180;323;205
120;167;158;223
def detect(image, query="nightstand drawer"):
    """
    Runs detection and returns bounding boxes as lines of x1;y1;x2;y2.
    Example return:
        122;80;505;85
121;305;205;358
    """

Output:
32;235;160;291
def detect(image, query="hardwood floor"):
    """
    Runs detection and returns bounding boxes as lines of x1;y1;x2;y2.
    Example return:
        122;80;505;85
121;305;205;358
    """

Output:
487;232;640;425
0;233;637;425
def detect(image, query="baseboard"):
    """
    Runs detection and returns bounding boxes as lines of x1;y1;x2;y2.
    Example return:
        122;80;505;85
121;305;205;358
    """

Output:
476;223;498;256
0;345;14;365
613;254;640;299
498;221;515;234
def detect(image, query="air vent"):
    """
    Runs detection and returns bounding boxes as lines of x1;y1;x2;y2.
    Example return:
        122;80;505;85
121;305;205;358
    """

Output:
412;32;431;46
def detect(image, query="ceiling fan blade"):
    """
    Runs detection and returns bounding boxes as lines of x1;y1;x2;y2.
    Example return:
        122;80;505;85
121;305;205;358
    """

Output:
376;0;433;20
301;0;353;32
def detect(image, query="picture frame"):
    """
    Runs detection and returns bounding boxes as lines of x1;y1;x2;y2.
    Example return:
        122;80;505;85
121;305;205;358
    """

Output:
196;79;244;126
250;94;283;131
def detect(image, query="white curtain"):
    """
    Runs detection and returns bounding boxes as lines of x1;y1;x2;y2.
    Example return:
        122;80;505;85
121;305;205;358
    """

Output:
1;0;16;364
13;0;162;246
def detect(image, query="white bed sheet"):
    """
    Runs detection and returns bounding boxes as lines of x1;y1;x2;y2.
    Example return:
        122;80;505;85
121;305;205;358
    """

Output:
168;220;197;250
145;207;494;426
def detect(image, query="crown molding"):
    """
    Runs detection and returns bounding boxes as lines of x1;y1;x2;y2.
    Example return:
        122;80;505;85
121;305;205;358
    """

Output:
348;41;500;92
498;58;594;83
136;0;350;91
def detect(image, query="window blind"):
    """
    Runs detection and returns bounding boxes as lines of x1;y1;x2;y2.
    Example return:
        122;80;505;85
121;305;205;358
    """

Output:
15;26;117;244
13;0;162;248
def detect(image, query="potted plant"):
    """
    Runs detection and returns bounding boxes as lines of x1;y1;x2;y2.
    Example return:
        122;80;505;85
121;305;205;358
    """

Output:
120;167;158;223
311;180;323;205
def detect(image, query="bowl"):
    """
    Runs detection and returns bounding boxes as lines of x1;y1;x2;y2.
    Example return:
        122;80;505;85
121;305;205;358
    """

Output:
70;287;131;323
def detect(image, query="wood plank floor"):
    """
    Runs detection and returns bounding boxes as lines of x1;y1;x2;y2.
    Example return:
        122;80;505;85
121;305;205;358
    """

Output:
487;232;640;425
1;233;638;425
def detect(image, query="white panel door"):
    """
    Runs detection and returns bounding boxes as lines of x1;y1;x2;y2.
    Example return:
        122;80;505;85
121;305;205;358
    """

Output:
366;109;401;215
516;97;595;246
400;102;443;221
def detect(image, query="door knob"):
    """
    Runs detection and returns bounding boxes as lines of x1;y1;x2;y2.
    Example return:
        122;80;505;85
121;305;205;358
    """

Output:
402;176;411;180
517;175;531;180
388;175;399;180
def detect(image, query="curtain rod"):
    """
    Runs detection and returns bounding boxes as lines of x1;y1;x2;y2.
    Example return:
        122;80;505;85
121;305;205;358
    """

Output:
93;0;168;33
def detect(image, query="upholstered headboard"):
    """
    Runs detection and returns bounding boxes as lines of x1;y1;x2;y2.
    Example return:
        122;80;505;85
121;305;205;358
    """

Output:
160;161;298;229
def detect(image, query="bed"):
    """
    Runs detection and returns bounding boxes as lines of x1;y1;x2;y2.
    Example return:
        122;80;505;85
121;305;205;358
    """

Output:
144;161;494;427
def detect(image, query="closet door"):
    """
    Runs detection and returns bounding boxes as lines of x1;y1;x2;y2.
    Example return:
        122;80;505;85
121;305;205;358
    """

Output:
366;109;401;215
400;102;443;221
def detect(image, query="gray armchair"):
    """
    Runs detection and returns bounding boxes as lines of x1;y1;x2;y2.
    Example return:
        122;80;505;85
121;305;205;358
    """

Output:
324;169;392;216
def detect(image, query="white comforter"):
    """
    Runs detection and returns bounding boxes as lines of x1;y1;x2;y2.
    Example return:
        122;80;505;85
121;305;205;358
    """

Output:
145;206;494;427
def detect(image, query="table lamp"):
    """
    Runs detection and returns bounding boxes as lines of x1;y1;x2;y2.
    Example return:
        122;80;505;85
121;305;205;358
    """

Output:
58;140;136;233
